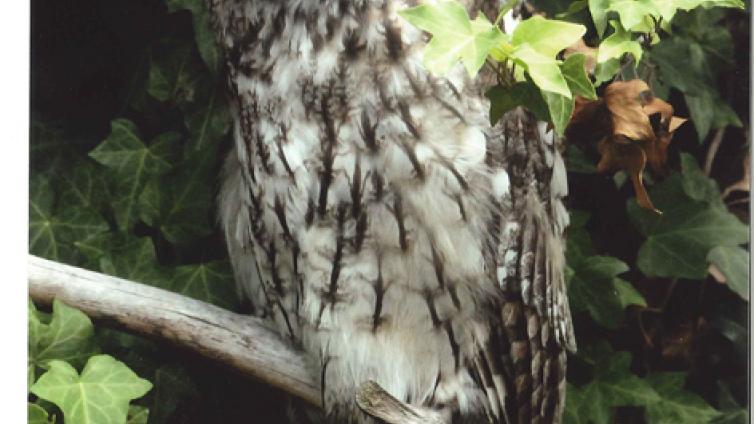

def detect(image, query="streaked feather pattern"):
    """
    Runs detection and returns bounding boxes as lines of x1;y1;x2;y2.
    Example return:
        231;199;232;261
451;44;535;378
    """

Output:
211;0;575;422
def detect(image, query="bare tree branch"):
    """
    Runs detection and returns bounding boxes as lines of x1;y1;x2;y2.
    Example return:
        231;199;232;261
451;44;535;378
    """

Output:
28;255;446;423
28;254;321;407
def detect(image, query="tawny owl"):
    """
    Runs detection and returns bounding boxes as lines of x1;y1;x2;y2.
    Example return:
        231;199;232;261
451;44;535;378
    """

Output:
211;0;575;422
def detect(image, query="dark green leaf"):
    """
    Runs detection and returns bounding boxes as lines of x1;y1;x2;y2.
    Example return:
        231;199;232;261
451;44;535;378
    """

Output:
28;403;53;424
166;0;221;75
565;144;597;174
541;89;574;136
567;256;643;328
645;373;721;423
486;82;550;125
184;86;231;152
29;175;108;263
167;261;238;309
565;342;661;423
147;364;199;424
89;120;181;230
128;405;150;424
138;148;216;244
97;236;167;287
627;174;748;279
147;39;203;105
680;153;721;203
708;246;749;300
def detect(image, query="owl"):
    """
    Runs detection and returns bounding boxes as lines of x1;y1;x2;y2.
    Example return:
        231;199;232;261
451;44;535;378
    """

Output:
211;0;575;422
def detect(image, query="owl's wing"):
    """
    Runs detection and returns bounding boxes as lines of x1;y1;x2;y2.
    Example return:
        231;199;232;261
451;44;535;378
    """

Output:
472;108;576;424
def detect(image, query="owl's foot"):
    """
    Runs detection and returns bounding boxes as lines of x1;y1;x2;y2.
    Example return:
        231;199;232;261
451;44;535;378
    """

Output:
355;380;450;424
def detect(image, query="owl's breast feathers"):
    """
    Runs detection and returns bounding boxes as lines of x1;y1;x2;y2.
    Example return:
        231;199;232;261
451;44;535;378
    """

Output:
212;1;574;422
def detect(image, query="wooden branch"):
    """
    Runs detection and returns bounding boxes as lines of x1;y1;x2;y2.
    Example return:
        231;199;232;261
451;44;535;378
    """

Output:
27;254;321;407
28;255;447;423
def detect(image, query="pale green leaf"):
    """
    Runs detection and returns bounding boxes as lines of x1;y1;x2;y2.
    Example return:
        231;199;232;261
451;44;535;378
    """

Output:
708;246;749;301
513;45;571;97
588;0;610;36
645;373;721;423
30;299;98;371
597;21;642;63
608;0;660;31
511;15;586;58
399;1;506;76
561;54;597;100
30;355;152;424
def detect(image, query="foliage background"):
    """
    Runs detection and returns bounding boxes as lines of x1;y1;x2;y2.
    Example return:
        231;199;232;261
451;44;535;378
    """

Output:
28;0;749;423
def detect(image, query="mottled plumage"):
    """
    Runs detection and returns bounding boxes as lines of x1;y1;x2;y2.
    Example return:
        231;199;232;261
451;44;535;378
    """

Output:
211;1;575;422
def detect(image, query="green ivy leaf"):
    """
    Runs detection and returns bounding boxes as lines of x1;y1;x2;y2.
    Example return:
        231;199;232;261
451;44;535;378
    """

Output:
29;176;109;263
540;89;574;136
30;355;152;424
167;261;238;309
147;364;199;424
147;39;203;105
184;85;231;152
510;15;586;58
138;149;216;244
588;0;610;36
89;120;180;230
708;246;749;301
29;299;99;372
513;45;571;97
398;1;507;76
166;0;221;75
594;58;622;85
645;373;721;423
565;145;597;174
485;82;550;126
679;153;721;204
684;90;742;141
561;54;597;100
565;342;661;423
597;21;642;63
607;0;659;31
28;403;53;424
58;160;110;212
97;236;167;287
627;173;748;279
567;256;643;328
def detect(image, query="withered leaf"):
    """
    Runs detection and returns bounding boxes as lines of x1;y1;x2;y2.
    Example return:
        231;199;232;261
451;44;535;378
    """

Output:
566;79;688;212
